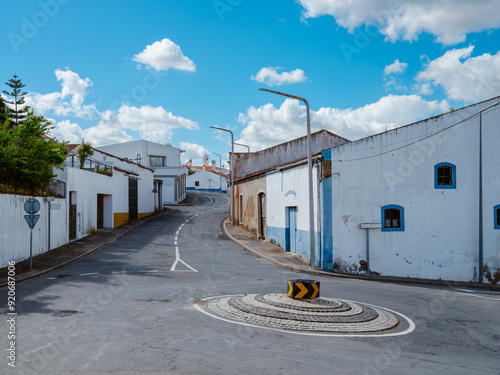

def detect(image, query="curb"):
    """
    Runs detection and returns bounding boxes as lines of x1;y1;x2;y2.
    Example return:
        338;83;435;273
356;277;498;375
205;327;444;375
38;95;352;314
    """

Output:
0;210;174;288
222;218;500;291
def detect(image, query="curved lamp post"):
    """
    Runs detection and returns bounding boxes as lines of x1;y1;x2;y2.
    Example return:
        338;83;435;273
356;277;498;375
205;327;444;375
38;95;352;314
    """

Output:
210;126;235;225
213;152;223;193
234;142;250;153
259;88;315;270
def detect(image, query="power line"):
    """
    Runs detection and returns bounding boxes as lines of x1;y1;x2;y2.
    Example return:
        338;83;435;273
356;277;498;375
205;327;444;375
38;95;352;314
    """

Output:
334;103;500;163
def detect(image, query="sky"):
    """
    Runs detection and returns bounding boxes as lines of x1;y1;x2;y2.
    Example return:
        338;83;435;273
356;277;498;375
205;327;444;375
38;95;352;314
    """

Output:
1;0;500;165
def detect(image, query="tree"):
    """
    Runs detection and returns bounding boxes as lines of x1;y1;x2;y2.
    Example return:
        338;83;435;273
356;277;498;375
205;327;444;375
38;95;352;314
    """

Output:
2;74;29;126
0;96;7;124
0;111;67;195
78;142;93;169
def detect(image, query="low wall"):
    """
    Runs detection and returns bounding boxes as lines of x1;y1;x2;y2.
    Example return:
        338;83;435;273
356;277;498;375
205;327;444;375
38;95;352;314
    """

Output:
0;194;68;268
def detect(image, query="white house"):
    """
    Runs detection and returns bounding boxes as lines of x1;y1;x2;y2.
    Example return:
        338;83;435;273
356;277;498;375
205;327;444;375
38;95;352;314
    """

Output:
187;169;228;193
97;140;187;204
324;97;500;283
65;146;157;239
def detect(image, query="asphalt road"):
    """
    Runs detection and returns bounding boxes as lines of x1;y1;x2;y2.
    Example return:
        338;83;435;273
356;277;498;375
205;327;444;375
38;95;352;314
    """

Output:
1;191;499;374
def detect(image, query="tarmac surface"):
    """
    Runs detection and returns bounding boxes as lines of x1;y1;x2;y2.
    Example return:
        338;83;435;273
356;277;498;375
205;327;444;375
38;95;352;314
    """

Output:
2;192;499;291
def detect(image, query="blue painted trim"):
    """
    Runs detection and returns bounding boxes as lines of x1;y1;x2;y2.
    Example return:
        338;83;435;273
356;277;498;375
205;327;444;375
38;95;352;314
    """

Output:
186;187;226;192
381;205;405;232
321;149;333;271
266;225;320;263
495;205;500;229
434;162;456;189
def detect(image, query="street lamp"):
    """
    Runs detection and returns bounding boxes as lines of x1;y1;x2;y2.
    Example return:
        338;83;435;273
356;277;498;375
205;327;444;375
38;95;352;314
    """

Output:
213;152;222;193
259;87;315;270
210;126;235;225
234;142;250;153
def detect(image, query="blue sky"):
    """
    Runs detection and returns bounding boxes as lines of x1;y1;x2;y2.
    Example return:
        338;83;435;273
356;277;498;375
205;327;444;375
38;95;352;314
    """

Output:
2;0;500;165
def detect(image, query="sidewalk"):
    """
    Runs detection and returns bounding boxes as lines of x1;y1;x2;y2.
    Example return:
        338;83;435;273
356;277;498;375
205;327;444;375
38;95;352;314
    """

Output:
223;219;500;291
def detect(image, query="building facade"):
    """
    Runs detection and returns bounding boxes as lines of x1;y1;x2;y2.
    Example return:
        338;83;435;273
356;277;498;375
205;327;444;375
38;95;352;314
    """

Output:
233;98;500;284
97;140;187;204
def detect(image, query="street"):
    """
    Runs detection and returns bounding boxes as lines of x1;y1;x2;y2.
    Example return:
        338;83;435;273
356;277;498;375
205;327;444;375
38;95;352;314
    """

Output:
2;192;500;374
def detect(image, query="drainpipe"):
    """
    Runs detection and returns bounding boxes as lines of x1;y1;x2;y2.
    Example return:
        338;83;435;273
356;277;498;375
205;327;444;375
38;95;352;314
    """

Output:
479;111;483;283
315;160;322;268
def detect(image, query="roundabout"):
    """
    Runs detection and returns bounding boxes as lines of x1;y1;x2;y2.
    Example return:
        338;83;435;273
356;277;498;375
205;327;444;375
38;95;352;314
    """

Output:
194;293;415;337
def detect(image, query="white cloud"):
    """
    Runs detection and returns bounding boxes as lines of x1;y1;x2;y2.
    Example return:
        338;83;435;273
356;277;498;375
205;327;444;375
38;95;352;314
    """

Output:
48;104;198;147
296;0;500;44
26;69;97;119
251;67;307;86
237;95;449;151
384;59;408;75
413;83;434;96
55;68;92;107
132;38;196;72
179;141;210;164
416;46;500;102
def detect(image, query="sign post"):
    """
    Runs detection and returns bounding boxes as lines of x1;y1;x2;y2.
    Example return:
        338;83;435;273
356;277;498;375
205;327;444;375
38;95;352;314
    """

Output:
24;199;41;269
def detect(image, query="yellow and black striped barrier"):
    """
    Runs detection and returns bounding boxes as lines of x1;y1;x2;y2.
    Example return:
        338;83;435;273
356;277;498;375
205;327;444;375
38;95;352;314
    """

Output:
287;279;320;299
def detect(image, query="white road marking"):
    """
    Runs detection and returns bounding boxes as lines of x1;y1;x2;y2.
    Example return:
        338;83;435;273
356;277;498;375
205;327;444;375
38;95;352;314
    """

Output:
205;195;213;205
171;214;199;273
456;289;500;300
80;273;99;276
194;296;416;338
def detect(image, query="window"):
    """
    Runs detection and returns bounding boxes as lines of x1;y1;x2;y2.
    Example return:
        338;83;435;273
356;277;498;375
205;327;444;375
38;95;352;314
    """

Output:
495;205;500;229
195;181;200;187
150;156;165;167
435;162;456;189
382;205;405;232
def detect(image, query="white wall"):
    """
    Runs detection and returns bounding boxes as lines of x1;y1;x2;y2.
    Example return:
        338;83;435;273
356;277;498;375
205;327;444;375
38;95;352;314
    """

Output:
97;140;186;204
187;170;226;192
328;99;500;282
265;162;320;263
0;194;68;268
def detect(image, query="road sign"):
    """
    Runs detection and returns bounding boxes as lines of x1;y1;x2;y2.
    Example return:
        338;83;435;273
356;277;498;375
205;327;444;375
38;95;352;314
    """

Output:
24;199;40;214
287;279;320;299
24;214;40;229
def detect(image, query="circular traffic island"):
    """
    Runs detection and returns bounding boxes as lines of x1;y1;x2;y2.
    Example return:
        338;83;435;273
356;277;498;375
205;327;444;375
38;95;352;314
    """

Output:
203;294;401;334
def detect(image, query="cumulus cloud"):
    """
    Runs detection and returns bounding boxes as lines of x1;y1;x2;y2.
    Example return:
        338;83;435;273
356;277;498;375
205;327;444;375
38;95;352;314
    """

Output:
251;67;307;86
416;46;500;102
179;141;210;164
26;68;97;119
132;38;196;72
237;95;449;151
48;104;198;146
384;59;408;75
296;0;500;44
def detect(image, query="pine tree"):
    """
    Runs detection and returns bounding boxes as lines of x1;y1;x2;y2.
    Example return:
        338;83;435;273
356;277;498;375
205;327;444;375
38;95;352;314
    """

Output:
2;74;29;126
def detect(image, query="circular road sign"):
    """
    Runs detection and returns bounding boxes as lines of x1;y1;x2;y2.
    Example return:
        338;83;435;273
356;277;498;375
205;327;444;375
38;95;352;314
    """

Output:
24;198;41;214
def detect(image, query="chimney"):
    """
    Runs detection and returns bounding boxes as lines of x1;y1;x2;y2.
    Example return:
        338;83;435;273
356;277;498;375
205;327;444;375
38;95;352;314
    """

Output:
188;159;192;166
212;160;216;169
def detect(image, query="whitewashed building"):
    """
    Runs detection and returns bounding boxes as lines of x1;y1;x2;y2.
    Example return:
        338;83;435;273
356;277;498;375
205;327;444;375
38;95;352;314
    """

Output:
324;97;500;283
1;145;157;267
97;140;187;204
234;97;500;284
186;169;228;193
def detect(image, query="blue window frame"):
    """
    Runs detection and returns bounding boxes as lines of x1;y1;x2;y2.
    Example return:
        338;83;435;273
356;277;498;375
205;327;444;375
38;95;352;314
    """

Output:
495;205;500;230
382;205;405;232
435;162;456;189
